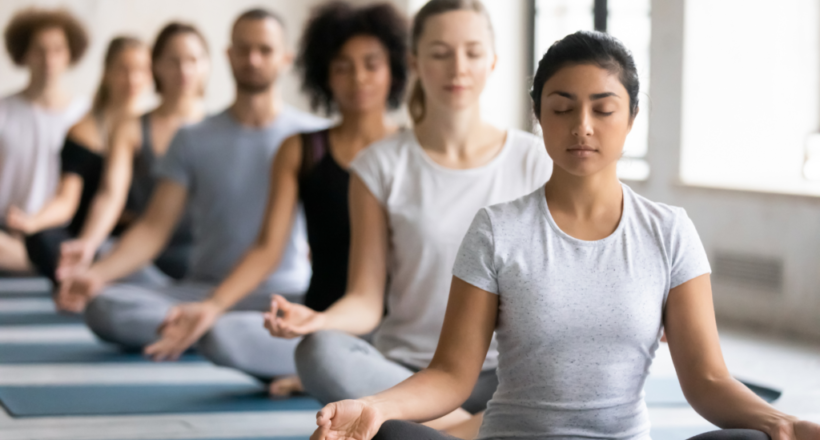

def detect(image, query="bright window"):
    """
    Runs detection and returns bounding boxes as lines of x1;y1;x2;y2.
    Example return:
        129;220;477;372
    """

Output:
680;0;820;196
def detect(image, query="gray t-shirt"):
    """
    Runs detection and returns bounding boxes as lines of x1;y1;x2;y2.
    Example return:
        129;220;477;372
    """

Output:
453;184;711;440
156;107;328;292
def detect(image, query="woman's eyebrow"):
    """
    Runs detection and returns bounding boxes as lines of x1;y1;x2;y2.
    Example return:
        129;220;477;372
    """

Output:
590;92;619;100
546;91;619;100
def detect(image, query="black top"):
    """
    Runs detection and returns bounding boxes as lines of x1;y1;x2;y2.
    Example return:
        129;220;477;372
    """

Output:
124;113;157;216
125;113;193;247
61;138;103;235
298;129;351;312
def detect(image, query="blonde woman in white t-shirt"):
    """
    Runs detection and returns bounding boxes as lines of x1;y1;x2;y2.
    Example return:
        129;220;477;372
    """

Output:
264;0;550;436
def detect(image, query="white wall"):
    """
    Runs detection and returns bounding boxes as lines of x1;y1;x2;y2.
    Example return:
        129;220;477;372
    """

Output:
0;0;332;113
639;0;820;340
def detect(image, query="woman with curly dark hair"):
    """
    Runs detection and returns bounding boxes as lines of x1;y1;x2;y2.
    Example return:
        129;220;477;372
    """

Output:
139;1;409;396
0;8;90;273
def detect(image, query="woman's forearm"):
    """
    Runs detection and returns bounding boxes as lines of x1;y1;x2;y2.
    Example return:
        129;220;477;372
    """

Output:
208;244;284;311
686;375;794;435
364;367;474;424
26;176;83;232
78;187;128;249
320;292;384;335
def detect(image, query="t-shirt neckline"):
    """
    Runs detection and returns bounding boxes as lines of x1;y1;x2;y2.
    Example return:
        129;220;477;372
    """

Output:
220;105;293;132
408;128;514;175
538;182;630;246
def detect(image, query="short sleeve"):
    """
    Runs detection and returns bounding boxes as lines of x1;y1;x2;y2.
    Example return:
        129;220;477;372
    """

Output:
452;208;499;295
669;208;711;288
60;140;86;175
349;145;387;205
154;128;191;188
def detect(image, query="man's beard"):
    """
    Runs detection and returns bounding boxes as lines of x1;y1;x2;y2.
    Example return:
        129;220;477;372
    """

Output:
236;78;273;93
234;69;275;93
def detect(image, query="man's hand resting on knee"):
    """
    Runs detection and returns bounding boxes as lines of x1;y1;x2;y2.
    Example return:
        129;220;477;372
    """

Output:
144;301;223;361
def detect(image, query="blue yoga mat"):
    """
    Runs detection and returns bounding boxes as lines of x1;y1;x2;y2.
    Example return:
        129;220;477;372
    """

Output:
0;291;51;298
0;383;322;417
0;342;205;364
0;312;83;326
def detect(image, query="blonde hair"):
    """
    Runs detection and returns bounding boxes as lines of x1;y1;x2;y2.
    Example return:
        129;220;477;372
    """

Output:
408;0;494;124
91;36;146;114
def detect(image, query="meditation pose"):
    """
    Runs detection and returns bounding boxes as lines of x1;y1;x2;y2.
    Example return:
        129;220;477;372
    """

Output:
9;36;151;285
56;22;212;294
265;0;551;433
140;1;409;396
0;8;90;273
305;29;820;440
58;8;326;382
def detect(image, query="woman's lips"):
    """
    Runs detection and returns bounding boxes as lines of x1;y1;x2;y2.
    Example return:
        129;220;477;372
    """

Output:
444;85;469;92
567;146;597;157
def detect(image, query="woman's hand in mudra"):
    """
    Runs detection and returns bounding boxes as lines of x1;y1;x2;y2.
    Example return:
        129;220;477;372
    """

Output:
310;399;384;440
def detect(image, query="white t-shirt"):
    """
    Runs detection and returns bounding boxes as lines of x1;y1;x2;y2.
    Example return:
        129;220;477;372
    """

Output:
453;184;711;440
350;128;552;370
0;93;89;219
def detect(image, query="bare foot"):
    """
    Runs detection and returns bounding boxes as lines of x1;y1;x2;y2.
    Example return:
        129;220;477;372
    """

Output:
269;375;304;397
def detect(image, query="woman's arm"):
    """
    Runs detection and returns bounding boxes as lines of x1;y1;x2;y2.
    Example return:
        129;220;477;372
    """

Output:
144;134;304;360
666;274;820;439
265;173;390;337
311;277;498;440
5;173;83;234
56;118;139;280
56;180;188;313
75;118;138;248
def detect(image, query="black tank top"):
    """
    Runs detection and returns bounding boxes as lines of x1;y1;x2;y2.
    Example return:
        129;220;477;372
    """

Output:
125;113;193;247
124;113;156;216
61;138;103;235
298;129;351;312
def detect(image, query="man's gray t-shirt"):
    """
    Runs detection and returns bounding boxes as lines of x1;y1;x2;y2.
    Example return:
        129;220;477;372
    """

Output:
453;184;711;440
156;107;328;293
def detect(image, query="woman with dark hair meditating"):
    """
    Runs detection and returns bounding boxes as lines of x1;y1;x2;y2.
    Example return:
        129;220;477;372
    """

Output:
305;30;820;440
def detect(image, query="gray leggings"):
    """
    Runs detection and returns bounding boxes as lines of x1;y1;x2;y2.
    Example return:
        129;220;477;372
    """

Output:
84;281;302;379
296;330;498;413
373;421;771;440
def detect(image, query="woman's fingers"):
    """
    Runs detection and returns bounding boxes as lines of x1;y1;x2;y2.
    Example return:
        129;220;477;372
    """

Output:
309;421;331;440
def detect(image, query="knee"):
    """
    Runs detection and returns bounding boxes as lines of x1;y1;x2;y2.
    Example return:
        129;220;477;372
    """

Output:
198;319;239;369
84;293;125;346
198;313;298;379
295;330;365;402
373;420;449;440
295;330;348;378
